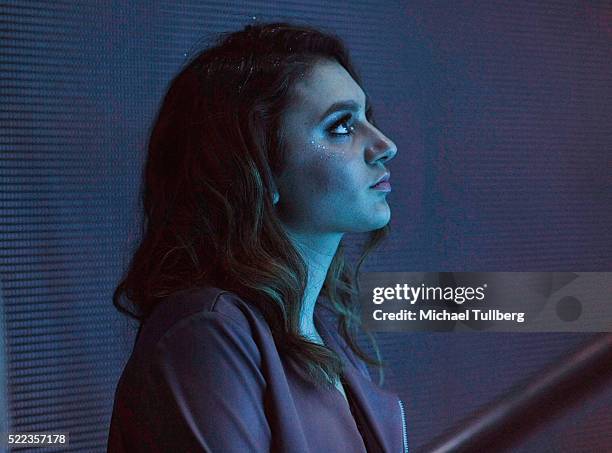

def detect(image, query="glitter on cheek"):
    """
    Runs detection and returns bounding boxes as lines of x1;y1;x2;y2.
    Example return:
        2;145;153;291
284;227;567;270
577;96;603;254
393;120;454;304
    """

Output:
303;139;352;194
309;139;346;160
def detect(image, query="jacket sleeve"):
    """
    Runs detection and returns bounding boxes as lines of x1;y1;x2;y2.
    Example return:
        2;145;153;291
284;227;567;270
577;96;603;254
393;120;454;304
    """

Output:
145;311;271;452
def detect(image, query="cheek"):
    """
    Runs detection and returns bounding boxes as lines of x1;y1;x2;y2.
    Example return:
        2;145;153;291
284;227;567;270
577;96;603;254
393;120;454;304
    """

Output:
302;141;352;194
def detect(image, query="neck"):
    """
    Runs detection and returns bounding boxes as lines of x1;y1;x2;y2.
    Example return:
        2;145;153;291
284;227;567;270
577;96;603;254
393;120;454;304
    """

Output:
284;228;342;339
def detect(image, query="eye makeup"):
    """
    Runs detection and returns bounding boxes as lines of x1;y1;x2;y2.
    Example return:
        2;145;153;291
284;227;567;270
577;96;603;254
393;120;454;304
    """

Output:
327;113;356;137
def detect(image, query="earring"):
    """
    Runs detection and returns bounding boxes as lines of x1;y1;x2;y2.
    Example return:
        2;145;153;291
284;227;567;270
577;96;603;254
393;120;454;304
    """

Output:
272;192;279;205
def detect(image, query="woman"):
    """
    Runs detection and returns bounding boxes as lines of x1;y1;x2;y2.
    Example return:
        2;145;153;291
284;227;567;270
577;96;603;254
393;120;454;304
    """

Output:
107;22;407;452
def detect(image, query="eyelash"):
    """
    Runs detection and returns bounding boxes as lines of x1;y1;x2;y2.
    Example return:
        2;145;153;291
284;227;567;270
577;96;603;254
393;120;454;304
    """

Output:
328;114;356;136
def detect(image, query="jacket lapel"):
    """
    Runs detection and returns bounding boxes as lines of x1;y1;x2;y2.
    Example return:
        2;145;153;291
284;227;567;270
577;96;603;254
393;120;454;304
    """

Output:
315;310;402;453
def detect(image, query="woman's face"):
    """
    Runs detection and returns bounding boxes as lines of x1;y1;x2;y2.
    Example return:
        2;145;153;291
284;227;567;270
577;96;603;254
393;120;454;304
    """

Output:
275;59;397;235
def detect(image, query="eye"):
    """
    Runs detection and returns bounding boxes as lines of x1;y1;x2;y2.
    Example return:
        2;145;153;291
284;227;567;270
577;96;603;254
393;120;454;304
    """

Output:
328;114;356;136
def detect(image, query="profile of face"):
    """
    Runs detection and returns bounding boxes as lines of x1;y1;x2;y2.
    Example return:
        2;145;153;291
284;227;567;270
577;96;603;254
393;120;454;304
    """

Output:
275;59;398;236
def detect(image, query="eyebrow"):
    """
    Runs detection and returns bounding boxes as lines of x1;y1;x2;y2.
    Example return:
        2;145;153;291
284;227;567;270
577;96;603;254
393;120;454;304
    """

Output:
318;97;370;123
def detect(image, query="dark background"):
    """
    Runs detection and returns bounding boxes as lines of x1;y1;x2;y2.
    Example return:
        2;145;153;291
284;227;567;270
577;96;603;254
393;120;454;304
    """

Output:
0;1;610;451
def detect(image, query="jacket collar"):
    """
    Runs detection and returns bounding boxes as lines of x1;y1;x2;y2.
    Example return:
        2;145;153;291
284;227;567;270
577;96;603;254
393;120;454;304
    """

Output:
314;308;402;453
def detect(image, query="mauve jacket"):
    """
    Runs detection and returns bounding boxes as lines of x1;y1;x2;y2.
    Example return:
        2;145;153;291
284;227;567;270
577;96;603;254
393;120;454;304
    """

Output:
107;286;409;452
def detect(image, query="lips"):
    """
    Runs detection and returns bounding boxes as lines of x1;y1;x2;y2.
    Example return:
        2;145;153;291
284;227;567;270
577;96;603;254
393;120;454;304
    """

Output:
370;172;390;188
370;172;392;192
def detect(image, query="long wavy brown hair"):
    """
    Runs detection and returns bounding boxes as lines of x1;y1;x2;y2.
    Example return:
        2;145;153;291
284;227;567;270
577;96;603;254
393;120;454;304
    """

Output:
113;22;389;388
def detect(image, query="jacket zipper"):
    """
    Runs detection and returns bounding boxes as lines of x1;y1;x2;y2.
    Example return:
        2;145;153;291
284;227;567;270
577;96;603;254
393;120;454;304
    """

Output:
398;399;409;453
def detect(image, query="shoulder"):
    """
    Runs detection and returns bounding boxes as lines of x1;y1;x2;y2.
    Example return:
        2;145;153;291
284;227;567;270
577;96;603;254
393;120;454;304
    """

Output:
135;285;266;357
110;288;271;451
123;286;270;393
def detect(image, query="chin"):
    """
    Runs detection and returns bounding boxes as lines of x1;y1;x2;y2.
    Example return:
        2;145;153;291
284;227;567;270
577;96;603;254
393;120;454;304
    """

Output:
373;202;391;226
371;214;391;230
332;200;391;233
354;208;391;232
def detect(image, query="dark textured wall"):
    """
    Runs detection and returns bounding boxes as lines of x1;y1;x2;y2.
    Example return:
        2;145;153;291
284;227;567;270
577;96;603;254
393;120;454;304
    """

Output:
0;1;610;451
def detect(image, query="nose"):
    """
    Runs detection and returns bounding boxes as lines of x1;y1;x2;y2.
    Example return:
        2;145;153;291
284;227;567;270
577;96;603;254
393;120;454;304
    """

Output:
365;126;397;165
